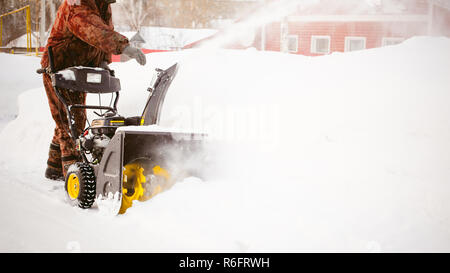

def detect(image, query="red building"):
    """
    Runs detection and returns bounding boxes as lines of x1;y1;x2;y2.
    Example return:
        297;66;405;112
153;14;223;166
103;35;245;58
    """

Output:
184;0;450;56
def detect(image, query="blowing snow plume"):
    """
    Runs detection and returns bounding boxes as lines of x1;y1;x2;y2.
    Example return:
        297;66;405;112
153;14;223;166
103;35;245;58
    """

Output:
198;0;441;50
199;0;319;49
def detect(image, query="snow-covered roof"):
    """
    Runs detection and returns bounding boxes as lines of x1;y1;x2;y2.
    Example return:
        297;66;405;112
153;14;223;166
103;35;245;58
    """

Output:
6;32;39;48
130;32;146;43
137;27;218;50
120;31;137;41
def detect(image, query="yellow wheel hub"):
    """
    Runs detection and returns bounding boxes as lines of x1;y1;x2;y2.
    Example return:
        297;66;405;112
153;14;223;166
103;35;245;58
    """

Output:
119;162;170;214
67;173;80;200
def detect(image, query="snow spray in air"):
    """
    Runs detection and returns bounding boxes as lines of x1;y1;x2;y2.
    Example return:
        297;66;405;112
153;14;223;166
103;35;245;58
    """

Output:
198;0;320;50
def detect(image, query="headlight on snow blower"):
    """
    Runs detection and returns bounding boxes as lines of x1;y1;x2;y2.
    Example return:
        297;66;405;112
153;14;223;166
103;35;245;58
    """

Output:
86;73;102;84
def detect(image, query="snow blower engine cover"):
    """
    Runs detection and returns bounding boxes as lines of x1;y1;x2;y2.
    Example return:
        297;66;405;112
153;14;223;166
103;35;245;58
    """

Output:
52;67;121;93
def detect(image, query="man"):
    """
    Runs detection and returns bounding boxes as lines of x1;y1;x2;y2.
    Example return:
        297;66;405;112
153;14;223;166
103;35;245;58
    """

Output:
41;0;146;180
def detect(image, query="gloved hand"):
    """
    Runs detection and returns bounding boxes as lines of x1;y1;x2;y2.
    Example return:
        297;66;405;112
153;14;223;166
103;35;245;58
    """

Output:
122;46;146;66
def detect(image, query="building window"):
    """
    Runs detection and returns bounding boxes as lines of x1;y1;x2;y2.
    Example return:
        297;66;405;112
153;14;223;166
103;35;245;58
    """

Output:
382;37;404;47
311;35;330;54
345;37;366;52
287;35;298;53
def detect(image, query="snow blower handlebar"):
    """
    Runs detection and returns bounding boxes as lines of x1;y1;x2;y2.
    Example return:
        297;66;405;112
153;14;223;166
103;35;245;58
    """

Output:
36;46;121;163
36;46;55;75
48;45;56;73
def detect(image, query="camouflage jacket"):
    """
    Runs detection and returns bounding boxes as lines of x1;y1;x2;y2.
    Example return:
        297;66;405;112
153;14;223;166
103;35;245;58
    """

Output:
41;0;129;71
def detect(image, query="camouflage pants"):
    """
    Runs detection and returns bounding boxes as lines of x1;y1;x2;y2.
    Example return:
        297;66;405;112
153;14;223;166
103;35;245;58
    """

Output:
43;74;87;177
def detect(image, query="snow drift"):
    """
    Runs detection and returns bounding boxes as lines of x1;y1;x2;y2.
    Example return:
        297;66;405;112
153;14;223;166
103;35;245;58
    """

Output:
1;37;450;252
0;54;42;130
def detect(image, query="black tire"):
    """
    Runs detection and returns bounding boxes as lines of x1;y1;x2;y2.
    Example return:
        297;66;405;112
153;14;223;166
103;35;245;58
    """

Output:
65;162;96;209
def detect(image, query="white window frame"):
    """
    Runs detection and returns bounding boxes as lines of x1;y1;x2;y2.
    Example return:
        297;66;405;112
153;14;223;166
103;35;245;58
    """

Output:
287;35;299;53
310;35;331;54
382;37;404;47
344;36;367;52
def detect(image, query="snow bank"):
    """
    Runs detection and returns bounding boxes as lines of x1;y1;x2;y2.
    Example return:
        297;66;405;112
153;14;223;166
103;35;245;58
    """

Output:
0;53;42;130
1;37;450;252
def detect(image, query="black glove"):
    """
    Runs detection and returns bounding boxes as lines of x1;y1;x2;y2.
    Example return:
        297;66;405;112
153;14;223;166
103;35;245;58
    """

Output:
122;46;146;66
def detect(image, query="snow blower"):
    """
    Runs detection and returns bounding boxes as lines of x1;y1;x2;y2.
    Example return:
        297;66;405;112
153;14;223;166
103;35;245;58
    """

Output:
38;47;205;214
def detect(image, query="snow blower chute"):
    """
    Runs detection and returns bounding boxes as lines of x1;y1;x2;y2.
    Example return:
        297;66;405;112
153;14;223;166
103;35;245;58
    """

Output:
38;47;205;214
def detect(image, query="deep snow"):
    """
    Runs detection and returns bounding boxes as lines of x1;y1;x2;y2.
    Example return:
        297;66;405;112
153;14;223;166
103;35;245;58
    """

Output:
0;54;42;131
1;37;450;252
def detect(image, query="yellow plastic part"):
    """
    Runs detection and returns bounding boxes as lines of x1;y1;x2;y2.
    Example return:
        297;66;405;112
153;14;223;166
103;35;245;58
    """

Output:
67;173;80;200
153;165;170;180
110;120;125;124
119;163;170;214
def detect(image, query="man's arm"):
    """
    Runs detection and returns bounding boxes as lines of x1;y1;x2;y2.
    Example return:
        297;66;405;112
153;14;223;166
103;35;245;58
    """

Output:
67;3;129;55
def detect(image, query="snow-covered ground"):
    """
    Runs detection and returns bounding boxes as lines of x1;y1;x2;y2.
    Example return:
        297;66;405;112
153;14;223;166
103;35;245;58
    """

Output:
1;37;450;252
